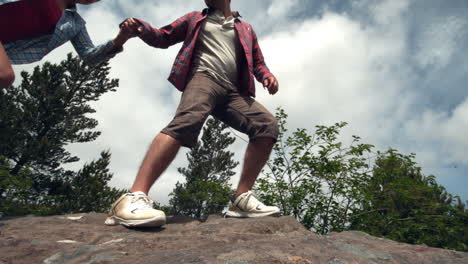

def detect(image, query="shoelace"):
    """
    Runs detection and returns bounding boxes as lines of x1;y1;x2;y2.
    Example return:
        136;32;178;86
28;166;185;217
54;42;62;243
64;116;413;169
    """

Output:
130;195;154;211
237;191;265;210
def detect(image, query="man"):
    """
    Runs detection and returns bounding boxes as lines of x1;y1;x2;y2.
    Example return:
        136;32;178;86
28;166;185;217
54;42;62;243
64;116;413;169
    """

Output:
105;0;281;227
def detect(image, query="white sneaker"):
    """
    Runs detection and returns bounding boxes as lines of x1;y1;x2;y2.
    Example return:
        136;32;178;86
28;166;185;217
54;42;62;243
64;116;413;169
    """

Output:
104;191;166;227
225;191;281;218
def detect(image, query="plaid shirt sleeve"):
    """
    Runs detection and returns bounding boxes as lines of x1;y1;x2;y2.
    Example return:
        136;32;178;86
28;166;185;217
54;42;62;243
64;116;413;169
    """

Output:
135;12;195;49
251;28;273;83
70;25;122;66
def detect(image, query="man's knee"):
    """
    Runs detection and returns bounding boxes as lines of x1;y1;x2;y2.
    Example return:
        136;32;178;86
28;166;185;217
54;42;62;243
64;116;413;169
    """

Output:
270;117;280;140
0;69;15;88
250;113;279;142
263;113;280;141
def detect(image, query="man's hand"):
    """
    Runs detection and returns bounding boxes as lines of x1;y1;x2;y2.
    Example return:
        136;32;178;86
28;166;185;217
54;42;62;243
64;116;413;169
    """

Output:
263;75;279;95
113;18;144;48
120;18;144;37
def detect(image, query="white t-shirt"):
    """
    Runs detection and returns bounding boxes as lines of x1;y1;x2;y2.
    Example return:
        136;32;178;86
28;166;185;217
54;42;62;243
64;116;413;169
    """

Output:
191;9;242;89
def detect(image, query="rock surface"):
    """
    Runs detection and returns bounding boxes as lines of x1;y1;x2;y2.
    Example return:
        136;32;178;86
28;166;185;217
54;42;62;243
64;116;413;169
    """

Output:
0;213;467;264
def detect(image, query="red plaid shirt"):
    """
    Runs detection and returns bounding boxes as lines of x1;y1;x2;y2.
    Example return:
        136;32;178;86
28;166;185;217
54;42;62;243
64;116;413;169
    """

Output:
136;9;273;97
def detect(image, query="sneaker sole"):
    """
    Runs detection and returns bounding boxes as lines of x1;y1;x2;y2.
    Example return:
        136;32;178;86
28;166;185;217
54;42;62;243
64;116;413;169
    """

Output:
224;209;281;218
105;215;166;227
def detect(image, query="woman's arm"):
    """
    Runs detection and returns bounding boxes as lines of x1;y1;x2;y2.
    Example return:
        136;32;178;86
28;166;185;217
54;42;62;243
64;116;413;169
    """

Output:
0;0;23;6
70;24;132;66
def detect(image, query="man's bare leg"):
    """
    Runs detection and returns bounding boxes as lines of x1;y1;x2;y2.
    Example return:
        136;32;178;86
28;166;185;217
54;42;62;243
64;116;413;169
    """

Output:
225;137;279;218
104;133;179;227
130;133;181;194
0;42;15;88
236;137;274;196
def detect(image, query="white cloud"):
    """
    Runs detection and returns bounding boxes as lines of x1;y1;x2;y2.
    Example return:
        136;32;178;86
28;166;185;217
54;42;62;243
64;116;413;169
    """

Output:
267;0;299;17
367;0;410;26
257;0;468;197
257;9;411;147
414;15;468;69
9;0;468;204
405;98;468;164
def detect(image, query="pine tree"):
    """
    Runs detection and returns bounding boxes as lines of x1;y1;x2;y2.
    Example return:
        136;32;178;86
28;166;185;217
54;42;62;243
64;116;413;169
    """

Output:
54;151;126;214
0;54;125;216
169;118;238;219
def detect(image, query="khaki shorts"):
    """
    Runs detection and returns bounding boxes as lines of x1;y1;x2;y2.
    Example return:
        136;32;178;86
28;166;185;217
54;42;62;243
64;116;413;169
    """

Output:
162;73;279;148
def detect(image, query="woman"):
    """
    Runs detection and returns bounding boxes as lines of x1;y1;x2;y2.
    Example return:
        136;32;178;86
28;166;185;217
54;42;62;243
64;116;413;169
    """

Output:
0;0;135;88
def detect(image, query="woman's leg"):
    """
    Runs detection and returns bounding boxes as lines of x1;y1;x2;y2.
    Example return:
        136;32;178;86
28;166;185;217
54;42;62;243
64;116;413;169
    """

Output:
0;42;14;88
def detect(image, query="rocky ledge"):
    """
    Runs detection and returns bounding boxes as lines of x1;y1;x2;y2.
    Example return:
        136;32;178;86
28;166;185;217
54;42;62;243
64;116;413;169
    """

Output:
0;213;467;264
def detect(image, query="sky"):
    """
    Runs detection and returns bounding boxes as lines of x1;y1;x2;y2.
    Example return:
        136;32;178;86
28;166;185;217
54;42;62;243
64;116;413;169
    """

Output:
12;0;468;205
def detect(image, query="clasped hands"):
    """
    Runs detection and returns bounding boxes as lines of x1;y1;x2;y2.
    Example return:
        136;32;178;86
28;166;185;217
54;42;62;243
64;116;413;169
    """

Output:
113;18;144;47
